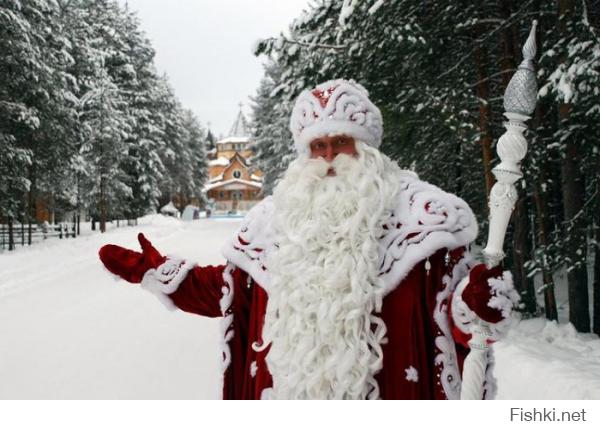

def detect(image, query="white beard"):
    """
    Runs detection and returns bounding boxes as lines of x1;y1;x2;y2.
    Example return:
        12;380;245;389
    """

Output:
257;142;405;399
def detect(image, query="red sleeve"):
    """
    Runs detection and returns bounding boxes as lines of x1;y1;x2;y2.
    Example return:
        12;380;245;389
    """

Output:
445;246;473;348
167;264;225;318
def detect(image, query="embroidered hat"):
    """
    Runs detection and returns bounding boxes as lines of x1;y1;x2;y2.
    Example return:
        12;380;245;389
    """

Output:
289;79;383;155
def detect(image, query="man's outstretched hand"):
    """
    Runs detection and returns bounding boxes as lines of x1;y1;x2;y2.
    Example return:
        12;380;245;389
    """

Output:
99;233;166;283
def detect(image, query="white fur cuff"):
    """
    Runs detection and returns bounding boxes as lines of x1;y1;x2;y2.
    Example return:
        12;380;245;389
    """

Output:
141;257;195;310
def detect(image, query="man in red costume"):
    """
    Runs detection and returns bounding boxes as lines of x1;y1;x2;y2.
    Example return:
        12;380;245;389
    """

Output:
99;79;518;400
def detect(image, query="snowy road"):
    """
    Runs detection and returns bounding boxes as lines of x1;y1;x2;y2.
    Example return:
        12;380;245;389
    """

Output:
1;215;599;399
0;216;239;399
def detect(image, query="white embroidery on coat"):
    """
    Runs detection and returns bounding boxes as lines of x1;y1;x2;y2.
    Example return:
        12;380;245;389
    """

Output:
433;250;474;399
219;263;236;373
405;366;419;382
140;257;194;309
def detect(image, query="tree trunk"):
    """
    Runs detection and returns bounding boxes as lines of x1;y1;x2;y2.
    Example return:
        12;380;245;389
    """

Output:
8;217;14;251
559;0;590;332
27;167;35;246
561;103;590;333
76;173;81;236
473;40;495;197
528;1;558;321
533;180;558;321
512;195;537;314
100;175;107;233
594;223;600;336
593;155;600;335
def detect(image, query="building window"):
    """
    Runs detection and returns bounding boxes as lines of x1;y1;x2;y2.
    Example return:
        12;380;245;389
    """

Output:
219;191;225;199
232;191;243;200
232;170;241;179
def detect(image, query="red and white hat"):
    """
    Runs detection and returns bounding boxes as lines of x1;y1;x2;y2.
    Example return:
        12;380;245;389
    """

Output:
289;79;383;155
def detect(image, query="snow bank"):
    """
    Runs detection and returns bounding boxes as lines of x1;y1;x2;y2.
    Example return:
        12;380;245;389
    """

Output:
494;318;600;399
137;213;182;227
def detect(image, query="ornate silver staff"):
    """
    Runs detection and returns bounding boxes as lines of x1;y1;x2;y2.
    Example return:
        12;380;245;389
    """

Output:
460;20;538;400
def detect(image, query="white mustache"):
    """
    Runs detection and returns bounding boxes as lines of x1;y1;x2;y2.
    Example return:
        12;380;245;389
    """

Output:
303;153;359;178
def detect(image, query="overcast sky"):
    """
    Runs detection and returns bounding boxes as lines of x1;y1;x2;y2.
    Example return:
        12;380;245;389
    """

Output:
122;0;310;137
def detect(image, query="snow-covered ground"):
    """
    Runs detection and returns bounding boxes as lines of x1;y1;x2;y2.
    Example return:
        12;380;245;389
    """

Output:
0;215;235;399
1;215;599;399
495;318;600;399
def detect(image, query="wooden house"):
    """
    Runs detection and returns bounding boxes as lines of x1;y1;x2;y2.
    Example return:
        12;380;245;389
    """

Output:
204;109;263;213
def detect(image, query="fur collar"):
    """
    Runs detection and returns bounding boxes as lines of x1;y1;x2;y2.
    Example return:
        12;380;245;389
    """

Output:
221;172;477;293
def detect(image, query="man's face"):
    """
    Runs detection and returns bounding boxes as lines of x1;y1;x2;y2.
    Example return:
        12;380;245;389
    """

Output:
309;135;357;176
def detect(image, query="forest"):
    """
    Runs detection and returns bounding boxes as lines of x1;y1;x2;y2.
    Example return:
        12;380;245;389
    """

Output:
1;0;599;335
0;0;209;239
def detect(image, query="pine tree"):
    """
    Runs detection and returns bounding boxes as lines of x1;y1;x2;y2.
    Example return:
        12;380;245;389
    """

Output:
250;61;294;194
2;0;207;240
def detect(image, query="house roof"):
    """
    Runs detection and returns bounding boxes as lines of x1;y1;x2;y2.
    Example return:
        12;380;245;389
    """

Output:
209;173;224;183
217;108;251;144
229;108;250;138
227;152;249;168
203;178;262;192
208;156;230;167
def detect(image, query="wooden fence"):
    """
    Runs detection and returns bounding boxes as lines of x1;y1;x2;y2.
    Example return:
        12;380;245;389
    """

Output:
0;222;78;252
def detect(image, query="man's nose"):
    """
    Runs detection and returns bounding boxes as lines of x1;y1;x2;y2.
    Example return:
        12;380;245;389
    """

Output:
324;143;335;162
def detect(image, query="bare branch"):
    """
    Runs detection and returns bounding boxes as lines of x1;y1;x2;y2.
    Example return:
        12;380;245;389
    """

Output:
468;68;516;87
263;36;347;51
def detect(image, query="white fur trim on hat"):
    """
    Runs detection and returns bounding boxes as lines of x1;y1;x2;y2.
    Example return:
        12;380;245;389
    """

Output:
289;79;383;155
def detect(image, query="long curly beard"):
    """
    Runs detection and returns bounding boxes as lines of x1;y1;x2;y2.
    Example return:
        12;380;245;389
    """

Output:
258;142;403;399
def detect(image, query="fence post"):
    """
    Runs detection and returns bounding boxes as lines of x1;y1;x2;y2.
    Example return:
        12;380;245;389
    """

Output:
8;217;15;251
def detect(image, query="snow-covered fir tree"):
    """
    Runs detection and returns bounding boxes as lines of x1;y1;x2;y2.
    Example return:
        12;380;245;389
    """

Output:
250;61;295;194
0;0;209;237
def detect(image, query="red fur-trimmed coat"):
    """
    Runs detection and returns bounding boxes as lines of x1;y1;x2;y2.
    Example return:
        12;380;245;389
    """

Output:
141;174;496;399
